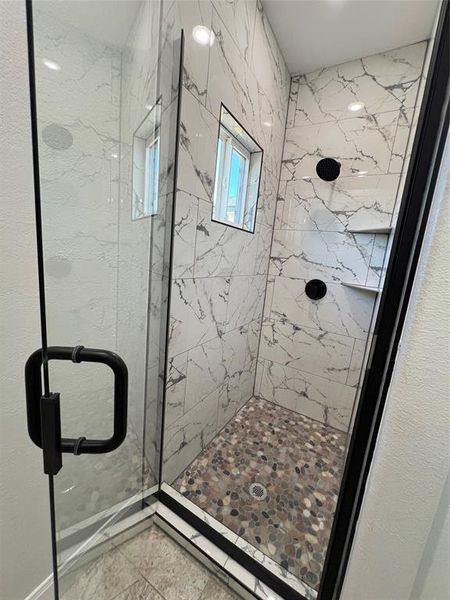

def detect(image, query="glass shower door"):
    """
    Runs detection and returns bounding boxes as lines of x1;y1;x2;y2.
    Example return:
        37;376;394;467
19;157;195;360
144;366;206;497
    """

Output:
25;0;183;597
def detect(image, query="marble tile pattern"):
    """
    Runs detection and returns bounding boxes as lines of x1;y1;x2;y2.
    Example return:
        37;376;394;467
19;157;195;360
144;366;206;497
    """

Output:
259;42;427;428
163;0;290;482
60;524;240;600
116;0;164;490
174;397;347;592
32;4;162;530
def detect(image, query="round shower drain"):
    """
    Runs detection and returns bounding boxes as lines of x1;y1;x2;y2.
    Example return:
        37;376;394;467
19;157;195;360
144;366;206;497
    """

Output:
248;483;268;501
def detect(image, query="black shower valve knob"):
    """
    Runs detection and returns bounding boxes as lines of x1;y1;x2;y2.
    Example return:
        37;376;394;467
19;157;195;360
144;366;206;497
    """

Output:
305;279;327;300
316;158;341;181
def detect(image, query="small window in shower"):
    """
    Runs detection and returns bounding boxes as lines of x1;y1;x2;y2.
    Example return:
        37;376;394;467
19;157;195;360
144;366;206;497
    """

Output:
132;101;161;220
212;105;262;232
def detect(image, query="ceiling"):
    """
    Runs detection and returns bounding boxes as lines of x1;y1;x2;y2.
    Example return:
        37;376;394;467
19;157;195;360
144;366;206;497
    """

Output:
261;0;439;75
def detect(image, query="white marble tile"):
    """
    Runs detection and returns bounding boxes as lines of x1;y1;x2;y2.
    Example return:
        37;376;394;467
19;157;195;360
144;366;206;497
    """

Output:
253;358;265;397
295;41;426;126
178;88;218;202
280;174;400;232
260;319;354;384
217;360;256;428
226;274;266;331
283;111;400;177
194;200;258;277
223;320;260;371
254;223;273;276
366;233;389;287
162;386;220;483
270;276;375;340
35;10;123;142
169;276;229;356
389;107;416;174
165;352;188;426
258;359;355;432
184;337;227;413
251;1;290;114
273;197;285;230
211;0;257;64
270;230;374;284
286;76;299;128
262;276;275;319
182;319;259;416
346;338;368;388
254;83;286;178
169;0;212;103
172;191;198;278
207;10;259;136
256;168;279;229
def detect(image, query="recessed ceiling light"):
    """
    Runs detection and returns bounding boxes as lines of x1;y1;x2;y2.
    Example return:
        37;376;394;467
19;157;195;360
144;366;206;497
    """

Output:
348;101;364;112
111;153;118;159
192;25;215;47
263;121;272;127
43;59;61;71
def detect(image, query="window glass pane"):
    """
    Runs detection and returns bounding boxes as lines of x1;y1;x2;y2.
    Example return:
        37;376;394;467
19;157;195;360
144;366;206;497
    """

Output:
212;107;262;232
226;148;246;224
131;103;161;220
151;137;160;213
143;137;159;216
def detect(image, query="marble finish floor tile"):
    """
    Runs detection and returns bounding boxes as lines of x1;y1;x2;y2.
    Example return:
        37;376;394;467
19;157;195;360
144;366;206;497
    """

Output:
199;578;241;600
173;397;347;591
112;578;165;600
119;526;210;600
62;525;239;600
60;546;142;600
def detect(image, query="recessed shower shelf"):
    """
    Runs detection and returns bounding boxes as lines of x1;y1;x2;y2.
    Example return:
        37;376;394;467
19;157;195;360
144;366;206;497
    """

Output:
347;227;392;234
341;282;381;293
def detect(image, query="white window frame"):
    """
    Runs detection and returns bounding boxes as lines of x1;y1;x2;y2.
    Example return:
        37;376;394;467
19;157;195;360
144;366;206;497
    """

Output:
213;125;250;228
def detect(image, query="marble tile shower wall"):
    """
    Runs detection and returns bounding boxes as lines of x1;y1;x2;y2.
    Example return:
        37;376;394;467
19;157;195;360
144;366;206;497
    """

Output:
33;3;162;529
256;42;427;432
33;9;128;530
162;0;290;483
117;0;161;486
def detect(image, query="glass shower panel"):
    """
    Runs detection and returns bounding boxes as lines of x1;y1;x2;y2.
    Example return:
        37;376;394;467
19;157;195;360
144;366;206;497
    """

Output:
29;0;182;591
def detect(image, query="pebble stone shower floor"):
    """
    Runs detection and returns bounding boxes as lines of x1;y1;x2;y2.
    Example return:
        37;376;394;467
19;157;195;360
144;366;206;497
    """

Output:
173;397;347;591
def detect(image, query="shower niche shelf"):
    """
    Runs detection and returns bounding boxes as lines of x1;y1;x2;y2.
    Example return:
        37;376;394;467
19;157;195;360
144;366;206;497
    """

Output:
347;227;392;234
341;282;381;293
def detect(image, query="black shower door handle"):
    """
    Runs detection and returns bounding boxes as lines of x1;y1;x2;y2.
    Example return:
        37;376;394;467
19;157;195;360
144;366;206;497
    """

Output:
25;346;128;474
